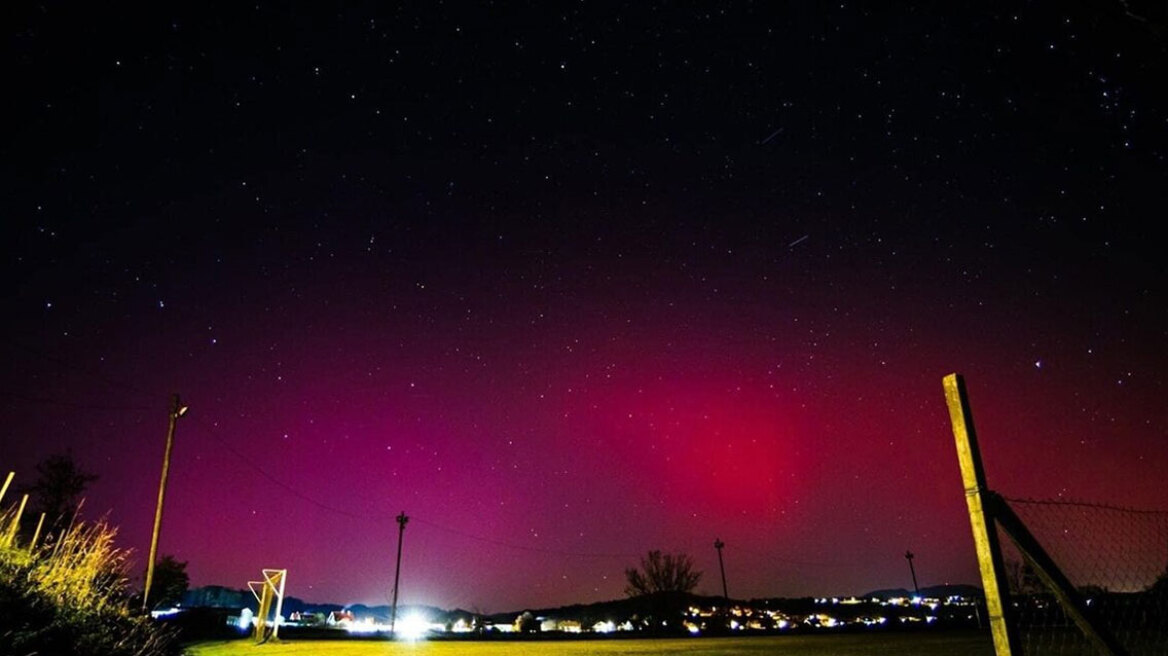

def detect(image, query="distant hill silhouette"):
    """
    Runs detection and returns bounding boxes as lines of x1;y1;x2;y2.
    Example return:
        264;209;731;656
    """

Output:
860;584;982;599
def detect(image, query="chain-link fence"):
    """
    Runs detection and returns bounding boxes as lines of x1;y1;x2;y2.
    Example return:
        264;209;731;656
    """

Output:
998;498;1168;656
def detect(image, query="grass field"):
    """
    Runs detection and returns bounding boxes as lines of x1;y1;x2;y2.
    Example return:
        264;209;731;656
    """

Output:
189;632;996;656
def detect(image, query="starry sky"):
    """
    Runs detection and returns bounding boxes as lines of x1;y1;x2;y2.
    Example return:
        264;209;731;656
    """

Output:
3;2;1167;613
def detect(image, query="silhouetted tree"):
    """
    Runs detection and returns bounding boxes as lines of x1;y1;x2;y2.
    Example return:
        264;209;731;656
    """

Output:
148;555;190;609
515;611;541;633
624;550;702;633
625;550;702;596
1007;559;1043;595
469;606;490;634
23;452;98;534
1152;558;1168;597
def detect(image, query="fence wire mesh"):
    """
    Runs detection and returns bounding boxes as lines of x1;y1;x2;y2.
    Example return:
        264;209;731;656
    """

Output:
998;498;1168;656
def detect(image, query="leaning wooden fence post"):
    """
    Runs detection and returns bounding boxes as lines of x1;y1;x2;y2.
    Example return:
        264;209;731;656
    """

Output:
4;493;29;548
943;373;1020;656
0;471;13;505
30;512;46;550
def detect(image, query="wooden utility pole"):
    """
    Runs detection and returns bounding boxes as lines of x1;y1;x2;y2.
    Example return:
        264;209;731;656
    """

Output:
905;550;920;597
714;538;729;600
143;393;187;611
943;374;1019;656
714;538;730;629
391;511;409;635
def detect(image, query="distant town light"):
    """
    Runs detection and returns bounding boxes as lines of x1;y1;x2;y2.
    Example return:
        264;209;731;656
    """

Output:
238;608;253;630
398;612;429;641
345;619;379;634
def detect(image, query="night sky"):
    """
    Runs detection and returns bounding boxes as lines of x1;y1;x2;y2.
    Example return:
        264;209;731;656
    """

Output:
3;2;1167;613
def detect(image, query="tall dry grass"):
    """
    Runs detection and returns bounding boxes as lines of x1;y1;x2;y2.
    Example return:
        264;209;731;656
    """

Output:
0;505;183;656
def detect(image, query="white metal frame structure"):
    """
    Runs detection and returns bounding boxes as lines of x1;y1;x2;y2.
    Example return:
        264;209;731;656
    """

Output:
248;568;287;643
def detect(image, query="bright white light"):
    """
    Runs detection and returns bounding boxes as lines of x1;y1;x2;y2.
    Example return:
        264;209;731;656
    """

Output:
398;613;429;641
345;619;380;634
238;608;254;630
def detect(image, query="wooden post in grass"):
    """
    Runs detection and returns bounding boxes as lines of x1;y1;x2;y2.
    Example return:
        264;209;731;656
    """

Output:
943;374;1019;656
0;471;13;505
4;494;29;548
30;512;45;550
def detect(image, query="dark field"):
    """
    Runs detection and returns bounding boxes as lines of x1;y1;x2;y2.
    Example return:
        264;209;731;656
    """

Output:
190;632;995;655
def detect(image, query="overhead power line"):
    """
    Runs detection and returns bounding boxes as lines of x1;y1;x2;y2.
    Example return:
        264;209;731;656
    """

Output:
187;415;638;559
0;389;153;412
8;342;156;400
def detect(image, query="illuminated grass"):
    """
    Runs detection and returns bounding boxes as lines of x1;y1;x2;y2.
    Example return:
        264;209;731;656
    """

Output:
189;632;994;656
0;510;181;655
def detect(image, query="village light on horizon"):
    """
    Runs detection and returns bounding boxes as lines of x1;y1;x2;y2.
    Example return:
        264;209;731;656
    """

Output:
398;612;430;641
